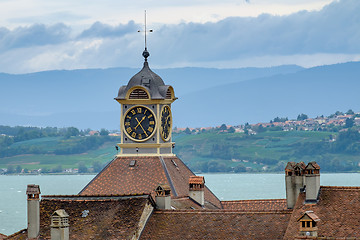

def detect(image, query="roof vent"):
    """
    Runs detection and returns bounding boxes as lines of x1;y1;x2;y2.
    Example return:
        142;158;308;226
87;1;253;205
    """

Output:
81;210;89;218
166;89;172;99
171;159;178;168
129;88;149;99
129;160;136;167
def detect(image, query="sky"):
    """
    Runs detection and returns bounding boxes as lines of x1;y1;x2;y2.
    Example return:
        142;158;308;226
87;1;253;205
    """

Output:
0;0;359;73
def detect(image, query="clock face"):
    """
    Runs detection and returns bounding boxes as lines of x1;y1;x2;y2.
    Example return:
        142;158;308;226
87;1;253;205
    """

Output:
123;106;156;142
160;105;172;141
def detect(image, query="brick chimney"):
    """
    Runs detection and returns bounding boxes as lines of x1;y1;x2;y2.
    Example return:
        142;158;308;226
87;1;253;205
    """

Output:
189;176;205;206
304;162;320;203
155;184;171;209
26;184;41;240
285;162;305;209
50;209;69;240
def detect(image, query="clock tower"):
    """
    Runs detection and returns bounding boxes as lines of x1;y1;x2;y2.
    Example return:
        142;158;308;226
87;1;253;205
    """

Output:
115;49;177;156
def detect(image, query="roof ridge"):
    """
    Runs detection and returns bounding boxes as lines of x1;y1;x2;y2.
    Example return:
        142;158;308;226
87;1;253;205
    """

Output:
159;156;178;196
321;186;360;190
153;209;292;214
222;199;287;203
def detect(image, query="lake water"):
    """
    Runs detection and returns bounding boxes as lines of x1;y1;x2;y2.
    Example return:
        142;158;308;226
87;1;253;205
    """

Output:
1;173;360;236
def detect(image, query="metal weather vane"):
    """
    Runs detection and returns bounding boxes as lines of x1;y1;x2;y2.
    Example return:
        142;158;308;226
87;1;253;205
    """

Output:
138;10;153;61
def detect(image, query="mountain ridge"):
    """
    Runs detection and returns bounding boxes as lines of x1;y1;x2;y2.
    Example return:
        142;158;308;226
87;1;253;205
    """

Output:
0;62;359;129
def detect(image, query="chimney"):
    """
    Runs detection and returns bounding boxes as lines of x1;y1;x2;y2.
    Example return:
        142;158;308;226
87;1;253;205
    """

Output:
189;176;205;206
304;162;320;203
155;184;171;209
50;209;69;240
26;184;41;240
285;162;305;209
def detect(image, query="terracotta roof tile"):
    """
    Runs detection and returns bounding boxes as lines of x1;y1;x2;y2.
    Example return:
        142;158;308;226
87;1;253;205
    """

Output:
221;199;288;211
140;210;292;240
80;156;222;208
284;186;360;239
171;196;219;210
162;157;222;208
38;195;152;239
189;176;204;185
3;229;27;240
79;156;168;197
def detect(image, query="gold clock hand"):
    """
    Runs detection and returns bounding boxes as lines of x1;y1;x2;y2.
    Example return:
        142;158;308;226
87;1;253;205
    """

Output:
134;116;146;130
135;117;148;137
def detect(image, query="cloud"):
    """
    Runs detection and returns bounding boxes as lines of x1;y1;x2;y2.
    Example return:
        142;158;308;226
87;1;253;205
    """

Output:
0;23;71;51
149;0;360;65
78;21;139;39
0;0;359;73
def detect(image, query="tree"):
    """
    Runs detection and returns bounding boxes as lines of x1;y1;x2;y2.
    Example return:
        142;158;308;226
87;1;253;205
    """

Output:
346;109;355;115
219;124;227;131
297;113;308;121
345;118;354;128
92;161;103;173
6;165;15;174
228;127;235;133
52;165;63;173
273;117;288;122
78;162;88;173
184;128;191;134
64;127;80;139
15;165;22;173
100;128;109;136
234;164;246;173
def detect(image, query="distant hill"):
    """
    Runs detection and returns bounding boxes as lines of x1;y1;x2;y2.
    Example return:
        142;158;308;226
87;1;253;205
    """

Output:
0;64;302;129
2;62;360;129
174;62;360;127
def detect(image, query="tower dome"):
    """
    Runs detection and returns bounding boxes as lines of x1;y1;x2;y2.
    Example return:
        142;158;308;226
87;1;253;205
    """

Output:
115;50;174;100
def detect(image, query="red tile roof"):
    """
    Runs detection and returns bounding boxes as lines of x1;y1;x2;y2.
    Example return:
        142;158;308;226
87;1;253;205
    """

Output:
171;196;219;210
38;195;153;240
79;156;222;208
140;209;292;240
189;176;204;185
221;199;288;211
284;186;360;239
3;230;27;240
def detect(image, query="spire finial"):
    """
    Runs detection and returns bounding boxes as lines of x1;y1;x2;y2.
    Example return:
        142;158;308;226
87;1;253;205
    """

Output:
138;10;153;62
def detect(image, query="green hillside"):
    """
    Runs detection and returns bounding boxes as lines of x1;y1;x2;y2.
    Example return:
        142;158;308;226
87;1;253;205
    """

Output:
0;139;118;171
1;126;360;173
173;130;360;173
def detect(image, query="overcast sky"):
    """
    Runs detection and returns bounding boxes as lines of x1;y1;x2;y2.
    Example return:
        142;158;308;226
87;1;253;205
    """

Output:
0;0;359;73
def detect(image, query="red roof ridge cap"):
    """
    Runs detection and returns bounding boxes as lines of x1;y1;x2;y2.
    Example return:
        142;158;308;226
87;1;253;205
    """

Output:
321;186;360;190
222;199;286;203
153;209;292;214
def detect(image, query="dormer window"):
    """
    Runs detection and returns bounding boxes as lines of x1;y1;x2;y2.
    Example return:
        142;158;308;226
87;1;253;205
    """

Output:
297;211;320;237
155;184;171;196
129;88;149;99
166;89;172;99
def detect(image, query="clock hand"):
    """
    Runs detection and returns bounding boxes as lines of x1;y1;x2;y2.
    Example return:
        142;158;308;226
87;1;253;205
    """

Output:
135;117;148;137
134;116;146;130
